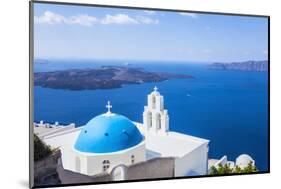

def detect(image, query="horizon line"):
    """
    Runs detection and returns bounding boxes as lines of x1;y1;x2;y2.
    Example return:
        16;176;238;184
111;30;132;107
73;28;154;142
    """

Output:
34;57;268;63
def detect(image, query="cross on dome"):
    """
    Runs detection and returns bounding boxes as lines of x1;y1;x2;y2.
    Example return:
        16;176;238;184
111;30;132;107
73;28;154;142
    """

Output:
106;101;112;113
154;86;158;92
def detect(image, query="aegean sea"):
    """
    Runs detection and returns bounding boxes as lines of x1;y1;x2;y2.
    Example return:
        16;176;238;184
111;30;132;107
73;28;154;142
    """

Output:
34;60;268;171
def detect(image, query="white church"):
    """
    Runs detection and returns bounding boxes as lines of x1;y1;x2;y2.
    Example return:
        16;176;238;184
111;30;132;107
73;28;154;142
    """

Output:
35;87;221;181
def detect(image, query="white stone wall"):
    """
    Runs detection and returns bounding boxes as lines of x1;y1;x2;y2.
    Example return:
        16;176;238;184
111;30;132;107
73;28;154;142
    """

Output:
174;143;209;176
63;141;146;176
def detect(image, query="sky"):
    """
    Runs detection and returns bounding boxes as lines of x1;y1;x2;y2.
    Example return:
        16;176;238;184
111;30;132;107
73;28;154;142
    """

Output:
34;3;268;63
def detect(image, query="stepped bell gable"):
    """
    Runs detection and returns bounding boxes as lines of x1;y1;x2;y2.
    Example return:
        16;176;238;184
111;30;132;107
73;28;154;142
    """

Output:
143;86;169;134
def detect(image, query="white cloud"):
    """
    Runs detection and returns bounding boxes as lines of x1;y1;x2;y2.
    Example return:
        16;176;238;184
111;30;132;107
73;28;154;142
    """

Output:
34;11;98;26
137;16;159;24
144;10;156;15
35;11;159;26
179;12;198;18
101;14;139;25
66;14;98;26
101;14;159;25
34;11;65;24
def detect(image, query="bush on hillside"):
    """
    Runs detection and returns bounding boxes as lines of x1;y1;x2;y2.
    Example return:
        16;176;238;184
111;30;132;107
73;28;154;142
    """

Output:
34;134;52;161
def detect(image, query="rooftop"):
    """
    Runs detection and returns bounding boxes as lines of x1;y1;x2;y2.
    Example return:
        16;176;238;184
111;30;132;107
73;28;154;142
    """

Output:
38;121;209;159
135;122;209;158
74;113;143;153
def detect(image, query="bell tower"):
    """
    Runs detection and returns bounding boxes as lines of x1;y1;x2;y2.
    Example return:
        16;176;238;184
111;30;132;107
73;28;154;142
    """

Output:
143;87;169;134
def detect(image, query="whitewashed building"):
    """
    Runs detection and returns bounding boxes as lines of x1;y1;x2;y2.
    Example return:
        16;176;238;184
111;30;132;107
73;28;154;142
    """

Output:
38;87;210;180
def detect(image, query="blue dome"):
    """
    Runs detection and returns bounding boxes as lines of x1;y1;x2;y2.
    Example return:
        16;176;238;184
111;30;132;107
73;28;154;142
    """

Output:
74;113;143;153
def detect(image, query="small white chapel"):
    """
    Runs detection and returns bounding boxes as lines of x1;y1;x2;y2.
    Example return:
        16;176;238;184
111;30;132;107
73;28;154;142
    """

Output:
35;87;210;181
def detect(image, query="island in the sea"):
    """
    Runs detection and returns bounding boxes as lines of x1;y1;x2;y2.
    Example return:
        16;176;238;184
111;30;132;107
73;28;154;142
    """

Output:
34;66;193;90
34;58;49;64
208;60;268;71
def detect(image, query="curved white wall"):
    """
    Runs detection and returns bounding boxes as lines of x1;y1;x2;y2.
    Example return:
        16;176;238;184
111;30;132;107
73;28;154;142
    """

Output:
63;140;146;176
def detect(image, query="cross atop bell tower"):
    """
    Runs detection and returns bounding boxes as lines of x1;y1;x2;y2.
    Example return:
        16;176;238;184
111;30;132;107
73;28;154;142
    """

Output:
154;86;158;92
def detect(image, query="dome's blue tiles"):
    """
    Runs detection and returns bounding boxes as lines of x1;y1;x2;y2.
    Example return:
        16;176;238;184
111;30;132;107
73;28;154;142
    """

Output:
74;114;143;153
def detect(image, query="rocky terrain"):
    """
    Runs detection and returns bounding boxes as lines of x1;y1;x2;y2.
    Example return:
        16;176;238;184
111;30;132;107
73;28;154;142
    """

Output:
208;60;268;71
34;66;193;90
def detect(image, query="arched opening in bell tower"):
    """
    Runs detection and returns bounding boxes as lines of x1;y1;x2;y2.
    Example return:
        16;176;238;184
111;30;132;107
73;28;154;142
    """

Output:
157;113;161;130
148;111;152;128
152;95;156;109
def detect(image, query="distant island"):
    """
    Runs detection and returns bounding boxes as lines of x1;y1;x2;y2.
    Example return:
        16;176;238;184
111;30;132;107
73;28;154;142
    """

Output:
34;59;49;64
208;60;268;71
34;66;193;90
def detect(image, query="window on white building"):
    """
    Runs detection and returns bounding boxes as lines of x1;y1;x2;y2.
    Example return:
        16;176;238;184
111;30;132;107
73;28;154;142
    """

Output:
131;155;135;164
103;160;110;171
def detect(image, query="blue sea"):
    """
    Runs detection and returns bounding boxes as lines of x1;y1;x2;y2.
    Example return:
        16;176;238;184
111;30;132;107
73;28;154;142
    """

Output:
34;60;269;171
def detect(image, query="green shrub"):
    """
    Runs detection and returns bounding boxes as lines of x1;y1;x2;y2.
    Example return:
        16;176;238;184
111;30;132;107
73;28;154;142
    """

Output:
209;161;258;175
34;134;52;161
